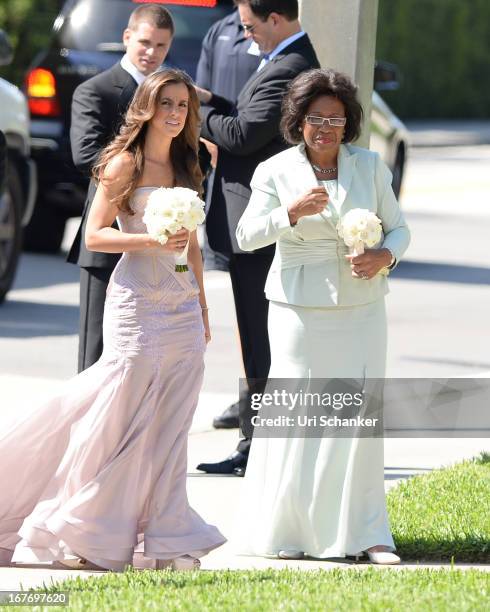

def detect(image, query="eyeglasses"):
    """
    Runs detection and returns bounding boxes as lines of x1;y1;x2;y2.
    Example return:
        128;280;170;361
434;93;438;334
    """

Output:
305;115;347;128
242;23;257;33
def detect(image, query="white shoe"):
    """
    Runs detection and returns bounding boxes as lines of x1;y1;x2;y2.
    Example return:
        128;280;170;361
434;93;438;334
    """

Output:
278;550;304;560
366;550;401;565
156;555;201;571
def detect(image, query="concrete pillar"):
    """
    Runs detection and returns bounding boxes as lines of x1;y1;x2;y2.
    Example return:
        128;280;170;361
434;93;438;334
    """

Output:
299;0;379;147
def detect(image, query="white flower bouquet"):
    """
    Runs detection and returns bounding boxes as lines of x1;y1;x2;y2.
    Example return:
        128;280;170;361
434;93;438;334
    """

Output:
337;208;383;256
337;208;389;276
142;187;206;272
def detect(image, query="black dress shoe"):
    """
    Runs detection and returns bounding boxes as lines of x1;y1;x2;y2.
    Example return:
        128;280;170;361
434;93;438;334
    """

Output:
196;450;248;474
212;402;240;429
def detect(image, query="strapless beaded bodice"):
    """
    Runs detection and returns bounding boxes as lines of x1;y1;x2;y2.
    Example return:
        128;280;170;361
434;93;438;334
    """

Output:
103;186;202;359
117;187;165;257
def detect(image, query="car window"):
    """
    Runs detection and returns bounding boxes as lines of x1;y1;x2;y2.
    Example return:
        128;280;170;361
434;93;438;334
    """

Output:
54;0;233;52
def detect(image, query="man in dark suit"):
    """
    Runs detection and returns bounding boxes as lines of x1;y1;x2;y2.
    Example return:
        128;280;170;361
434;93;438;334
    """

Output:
196;8;262;429
67;4;174;372
195;0;320;474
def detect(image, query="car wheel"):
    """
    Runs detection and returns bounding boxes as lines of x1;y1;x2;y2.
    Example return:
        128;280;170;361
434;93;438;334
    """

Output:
23;195;67;253
391;145;405;199
0;163;23;304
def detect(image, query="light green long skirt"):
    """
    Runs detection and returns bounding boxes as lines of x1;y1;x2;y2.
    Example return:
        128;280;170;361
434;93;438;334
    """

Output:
234;298;396;558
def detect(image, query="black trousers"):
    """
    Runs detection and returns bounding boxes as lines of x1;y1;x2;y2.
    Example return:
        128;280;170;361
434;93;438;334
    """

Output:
78;266;113;372
228;252;274;455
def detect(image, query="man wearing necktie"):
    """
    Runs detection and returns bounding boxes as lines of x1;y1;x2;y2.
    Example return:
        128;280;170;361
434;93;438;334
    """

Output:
195;0;320;475
196;9;263;430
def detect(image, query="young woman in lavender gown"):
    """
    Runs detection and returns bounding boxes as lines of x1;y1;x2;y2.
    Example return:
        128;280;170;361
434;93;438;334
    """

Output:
0;68;226;572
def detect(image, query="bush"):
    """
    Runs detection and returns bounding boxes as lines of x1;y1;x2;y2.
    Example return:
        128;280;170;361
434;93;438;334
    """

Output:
0;0;61;87
376;0;490;118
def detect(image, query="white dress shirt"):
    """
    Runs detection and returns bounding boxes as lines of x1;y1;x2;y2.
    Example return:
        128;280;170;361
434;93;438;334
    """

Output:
120;54;147;85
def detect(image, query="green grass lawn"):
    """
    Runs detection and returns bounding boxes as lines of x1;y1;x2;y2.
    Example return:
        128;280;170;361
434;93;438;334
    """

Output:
34;567;490;612
388;452;490;562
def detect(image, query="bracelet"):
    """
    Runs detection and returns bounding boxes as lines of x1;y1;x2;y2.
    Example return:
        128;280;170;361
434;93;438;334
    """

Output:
200;306;209;311
386;248;396;268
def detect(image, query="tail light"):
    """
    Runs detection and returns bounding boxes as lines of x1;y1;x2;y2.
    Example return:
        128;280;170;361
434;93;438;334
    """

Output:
26;68;61;117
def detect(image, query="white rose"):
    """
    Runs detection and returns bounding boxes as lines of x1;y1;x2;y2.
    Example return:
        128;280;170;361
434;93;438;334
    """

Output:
182;207;206;231
165;221;182;235
365;229;381;247
173;199;192;214
154;231;169;245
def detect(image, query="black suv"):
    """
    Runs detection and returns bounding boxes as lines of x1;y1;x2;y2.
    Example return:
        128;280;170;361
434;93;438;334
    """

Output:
24;0;234;252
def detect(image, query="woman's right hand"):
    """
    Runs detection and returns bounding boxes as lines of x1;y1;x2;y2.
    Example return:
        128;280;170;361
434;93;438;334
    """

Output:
287;187;329;226
149;228;190;253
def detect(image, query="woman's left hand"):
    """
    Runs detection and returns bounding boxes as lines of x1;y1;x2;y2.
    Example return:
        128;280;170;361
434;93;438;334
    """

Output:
202;309;211;343
346;248;393;280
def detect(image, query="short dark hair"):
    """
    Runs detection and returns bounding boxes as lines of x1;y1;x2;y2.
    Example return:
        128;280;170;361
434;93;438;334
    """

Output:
128;4;175;35
281;68;364;144
234;0;298;21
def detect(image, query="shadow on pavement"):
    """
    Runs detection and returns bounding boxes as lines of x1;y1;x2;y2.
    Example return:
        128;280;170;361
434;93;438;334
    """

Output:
384;472;428;481
401;356;490;370
392;260;490;285
0;301;78;338
11;253;79;292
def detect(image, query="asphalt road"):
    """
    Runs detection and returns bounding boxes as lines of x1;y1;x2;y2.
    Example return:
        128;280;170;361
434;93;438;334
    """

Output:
1;140;489;409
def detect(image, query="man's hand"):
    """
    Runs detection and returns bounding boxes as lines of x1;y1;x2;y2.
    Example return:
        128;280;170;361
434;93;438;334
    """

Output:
195;86;212;104
200;138;218;168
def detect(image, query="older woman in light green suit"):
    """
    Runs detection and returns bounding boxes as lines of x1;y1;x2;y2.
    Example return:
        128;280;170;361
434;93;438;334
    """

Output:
235;69;410;564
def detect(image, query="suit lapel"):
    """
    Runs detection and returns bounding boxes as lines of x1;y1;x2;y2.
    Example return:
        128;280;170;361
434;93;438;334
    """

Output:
337;145;358;210
109;63;138;115
294;144;318;190
118;79;137;112
239;63;266;101
293;144;358;224
293;145;338;226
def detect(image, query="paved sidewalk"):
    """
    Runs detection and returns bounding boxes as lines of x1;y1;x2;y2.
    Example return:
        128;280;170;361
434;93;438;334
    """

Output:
406;120;490;147
1;560;489;593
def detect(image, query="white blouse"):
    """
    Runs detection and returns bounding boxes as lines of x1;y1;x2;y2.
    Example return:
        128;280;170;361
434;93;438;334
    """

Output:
319;179;340;214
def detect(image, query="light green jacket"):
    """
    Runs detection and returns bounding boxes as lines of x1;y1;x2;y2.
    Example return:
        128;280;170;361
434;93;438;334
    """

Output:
236;143;410;307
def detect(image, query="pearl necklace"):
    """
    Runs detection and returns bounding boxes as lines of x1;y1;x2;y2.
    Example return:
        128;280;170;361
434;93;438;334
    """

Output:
311;163;337;175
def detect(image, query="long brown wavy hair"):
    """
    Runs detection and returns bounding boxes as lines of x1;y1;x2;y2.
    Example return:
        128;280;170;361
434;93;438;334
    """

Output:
93;68;203;214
